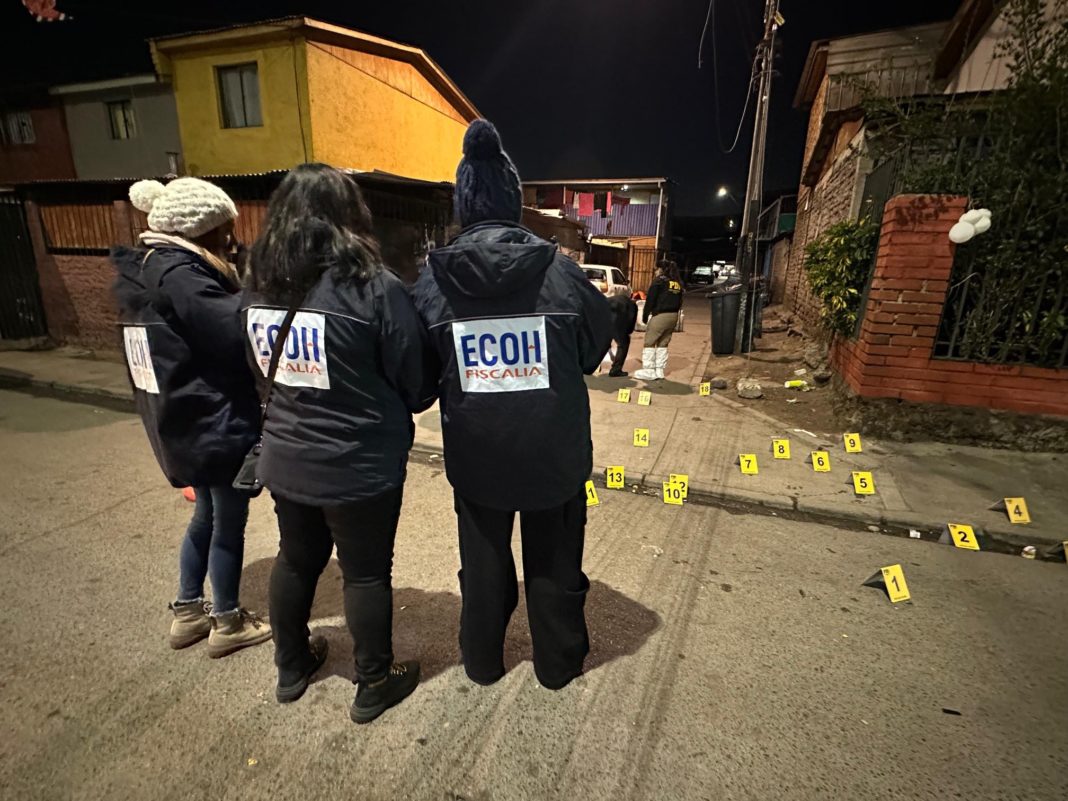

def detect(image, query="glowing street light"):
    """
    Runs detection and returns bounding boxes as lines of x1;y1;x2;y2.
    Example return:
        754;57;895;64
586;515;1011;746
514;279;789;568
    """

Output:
716;186;729;198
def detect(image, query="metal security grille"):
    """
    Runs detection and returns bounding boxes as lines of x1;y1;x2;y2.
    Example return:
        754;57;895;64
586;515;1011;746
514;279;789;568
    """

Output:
0;194;47;340
934;223;1068;368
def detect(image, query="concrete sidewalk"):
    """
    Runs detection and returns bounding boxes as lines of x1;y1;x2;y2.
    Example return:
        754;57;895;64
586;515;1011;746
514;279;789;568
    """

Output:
2;332;1066;548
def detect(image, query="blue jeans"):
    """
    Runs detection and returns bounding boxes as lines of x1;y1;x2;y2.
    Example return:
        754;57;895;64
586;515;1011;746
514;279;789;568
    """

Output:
177;485;250;616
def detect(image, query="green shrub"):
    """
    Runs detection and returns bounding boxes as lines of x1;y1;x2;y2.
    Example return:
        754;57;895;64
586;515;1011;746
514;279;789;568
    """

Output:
803;218;879;337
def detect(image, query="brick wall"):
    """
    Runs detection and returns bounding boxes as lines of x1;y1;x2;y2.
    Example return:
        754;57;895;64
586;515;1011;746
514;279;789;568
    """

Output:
767;235;792;305
26;200;126;352
783;137;865;328
831;194;1068;418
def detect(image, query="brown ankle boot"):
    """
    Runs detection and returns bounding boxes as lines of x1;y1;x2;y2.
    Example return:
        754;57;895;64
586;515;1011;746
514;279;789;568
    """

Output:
168;600;211;649
207;608;272;658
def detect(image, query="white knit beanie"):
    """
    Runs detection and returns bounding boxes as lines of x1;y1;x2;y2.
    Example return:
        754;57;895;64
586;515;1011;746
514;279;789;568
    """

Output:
129;177;238;239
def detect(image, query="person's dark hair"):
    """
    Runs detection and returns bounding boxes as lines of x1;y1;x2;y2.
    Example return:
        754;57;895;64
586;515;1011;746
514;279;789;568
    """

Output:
249;163;382;303
658;259;681;283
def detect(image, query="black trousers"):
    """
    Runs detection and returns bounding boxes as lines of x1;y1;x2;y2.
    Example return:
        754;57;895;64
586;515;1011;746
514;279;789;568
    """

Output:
454;487;590;689
610;333;631;374
269;487;402;684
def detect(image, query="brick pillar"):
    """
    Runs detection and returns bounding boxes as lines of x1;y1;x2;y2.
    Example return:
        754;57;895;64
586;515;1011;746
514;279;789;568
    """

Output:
831;194;967;400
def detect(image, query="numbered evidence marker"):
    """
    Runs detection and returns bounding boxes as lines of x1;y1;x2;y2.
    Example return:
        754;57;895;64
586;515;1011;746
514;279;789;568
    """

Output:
669;473;689;499
738;454;759;475
617;388;631;404
662;481;685;506
637;390;652;406
811;450;831;472
699;382;712;397
1005;497;1031;525
584;480;599;507
863;563;911;603
843;432;863;453
945;523;980;551
851;471;875;495
772;439;791;460
606;465;625;489
633;428;650;447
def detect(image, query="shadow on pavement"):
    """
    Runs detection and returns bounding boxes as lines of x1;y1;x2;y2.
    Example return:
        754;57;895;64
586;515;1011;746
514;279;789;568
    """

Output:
585;374;637;395
585;374;694;397
242;557;660;685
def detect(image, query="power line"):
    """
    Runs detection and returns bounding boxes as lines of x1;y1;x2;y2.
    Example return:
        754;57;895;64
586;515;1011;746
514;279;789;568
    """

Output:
700;0;760;154
723;70;759;154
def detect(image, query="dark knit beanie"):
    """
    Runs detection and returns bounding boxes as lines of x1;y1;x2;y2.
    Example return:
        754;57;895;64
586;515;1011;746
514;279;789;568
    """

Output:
454;119;522;228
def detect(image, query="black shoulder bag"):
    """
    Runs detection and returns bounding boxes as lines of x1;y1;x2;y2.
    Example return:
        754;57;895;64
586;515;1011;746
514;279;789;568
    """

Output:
232;306;299;496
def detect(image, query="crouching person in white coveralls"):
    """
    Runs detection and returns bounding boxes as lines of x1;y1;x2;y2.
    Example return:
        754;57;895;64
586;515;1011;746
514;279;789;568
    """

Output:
412;120;613;690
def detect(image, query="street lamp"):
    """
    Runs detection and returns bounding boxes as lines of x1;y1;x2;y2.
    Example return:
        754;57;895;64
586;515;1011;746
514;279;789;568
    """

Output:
716;186;729;198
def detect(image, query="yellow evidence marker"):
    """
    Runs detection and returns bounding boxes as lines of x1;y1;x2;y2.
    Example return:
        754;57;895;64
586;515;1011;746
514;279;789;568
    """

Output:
812;451;831;472
669;473;689;499
881;564;911;603
662;481;684;505
637;390;652;406
1004;497;1031;524
852;471;875;495
617;388;631;403
739;454;759;475
606;466;625;489
772;439;791;459
947;523;980;550
843;433;863;453
584;481;599;507
699;382;711;396
633;428;650;447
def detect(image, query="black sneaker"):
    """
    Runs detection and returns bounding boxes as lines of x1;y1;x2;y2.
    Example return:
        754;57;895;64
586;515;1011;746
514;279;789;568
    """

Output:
276;635;329;703
608;370;629;377
350;661;421;724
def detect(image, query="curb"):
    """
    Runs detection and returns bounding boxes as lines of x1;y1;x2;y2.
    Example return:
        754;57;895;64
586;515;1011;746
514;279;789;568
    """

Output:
0;370;135;413
586;461;1065;552
6;373;1060;554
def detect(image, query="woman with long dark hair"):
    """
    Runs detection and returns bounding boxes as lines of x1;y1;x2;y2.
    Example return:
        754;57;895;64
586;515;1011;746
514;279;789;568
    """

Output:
634;259;684;381
244;163;434;724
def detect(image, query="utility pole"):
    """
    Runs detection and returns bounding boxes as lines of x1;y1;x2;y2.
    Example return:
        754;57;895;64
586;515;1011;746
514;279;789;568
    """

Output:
734;0;781;353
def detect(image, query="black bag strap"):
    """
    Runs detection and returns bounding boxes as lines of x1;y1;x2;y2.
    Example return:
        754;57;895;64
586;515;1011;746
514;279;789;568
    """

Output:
259;306;299;430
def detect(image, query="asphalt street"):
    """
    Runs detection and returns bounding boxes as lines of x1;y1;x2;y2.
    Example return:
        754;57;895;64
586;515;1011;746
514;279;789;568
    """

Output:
0;389;1065;801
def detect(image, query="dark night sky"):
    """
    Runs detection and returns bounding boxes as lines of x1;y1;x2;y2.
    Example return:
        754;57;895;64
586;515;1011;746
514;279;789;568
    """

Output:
2;0;961;213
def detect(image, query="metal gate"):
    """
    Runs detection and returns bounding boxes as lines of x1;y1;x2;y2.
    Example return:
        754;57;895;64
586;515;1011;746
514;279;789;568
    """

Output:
0;194;47;340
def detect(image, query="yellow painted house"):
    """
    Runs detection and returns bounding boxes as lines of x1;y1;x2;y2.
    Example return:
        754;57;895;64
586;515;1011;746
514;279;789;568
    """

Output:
149;18;480;181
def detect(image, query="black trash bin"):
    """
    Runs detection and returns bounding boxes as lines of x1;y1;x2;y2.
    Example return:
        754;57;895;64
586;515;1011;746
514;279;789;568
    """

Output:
709;287;741;355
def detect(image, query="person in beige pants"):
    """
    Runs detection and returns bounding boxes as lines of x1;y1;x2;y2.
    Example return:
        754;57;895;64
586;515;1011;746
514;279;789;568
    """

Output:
634;260;683;380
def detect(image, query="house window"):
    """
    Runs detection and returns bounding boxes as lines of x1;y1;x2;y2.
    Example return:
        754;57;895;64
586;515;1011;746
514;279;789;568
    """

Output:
217;63;262;129
107;100;137;140
0;111;35;146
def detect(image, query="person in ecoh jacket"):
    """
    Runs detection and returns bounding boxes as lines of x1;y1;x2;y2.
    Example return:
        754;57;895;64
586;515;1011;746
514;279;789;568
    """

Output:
112;178;271;657
244;164;433;723
413;120;613;690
